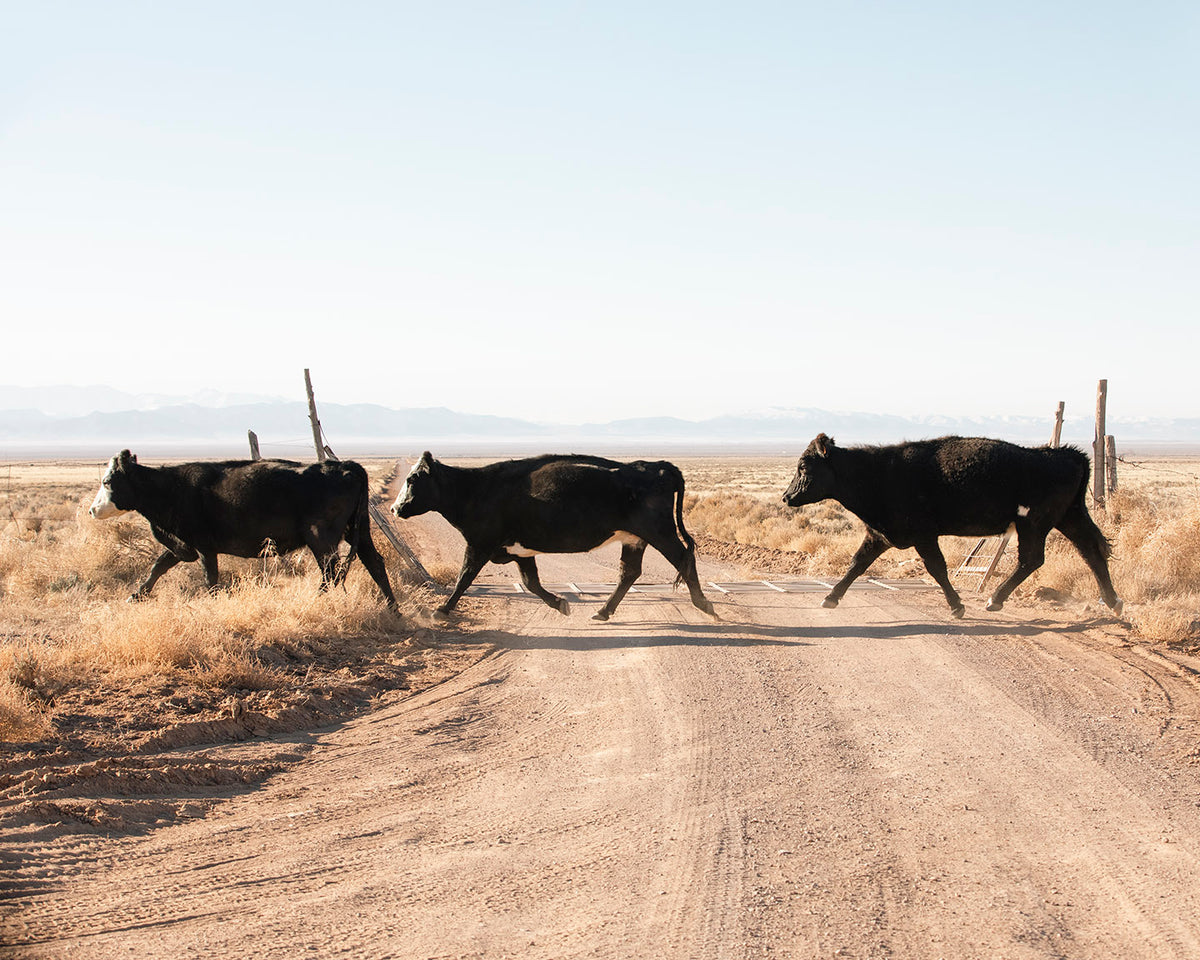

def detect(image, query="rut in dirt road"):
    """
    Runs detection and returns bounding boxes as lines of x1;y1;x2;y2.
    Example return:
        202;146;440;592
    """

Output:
4;548;1200;959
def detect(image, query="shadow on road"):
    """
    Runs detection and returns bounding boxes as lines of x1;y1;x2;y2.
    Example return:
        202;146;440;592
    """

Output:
437;611;1117;653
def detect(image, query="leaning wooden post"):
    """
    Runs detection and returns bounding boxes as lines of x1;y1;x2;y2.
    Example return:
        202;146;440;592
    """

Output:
304;368;326;463
1093;379;1107;509
1106;435;1118;494
248;430;261;461
1050;401;1064;448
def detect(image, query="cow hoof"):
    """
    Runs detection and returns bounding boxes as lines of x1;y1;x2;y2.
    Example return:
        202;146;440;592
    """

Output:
433;604;455;618
985;598;1003;612
1110;597;1125;617
126;592;147;603
557;598;571;616
592;609;611;622
821;597;839;609
700;599;718;618
950;605;966;619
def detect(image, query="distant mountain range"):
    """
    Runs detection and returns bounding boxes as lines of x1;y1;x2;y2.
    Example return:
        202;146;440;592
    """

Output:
2;386;1197;456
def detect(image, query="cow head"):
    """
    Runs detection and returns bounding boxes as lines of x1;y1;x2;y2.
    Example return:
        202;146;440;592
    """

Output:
89;450;138;519
391;451;438;519
782;433;837;507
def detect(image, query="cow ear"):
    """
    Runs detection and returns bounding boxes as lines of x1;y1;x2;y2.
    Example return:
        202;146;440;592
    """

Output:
419;451;434;468
814;434;833;457
119;449;135;468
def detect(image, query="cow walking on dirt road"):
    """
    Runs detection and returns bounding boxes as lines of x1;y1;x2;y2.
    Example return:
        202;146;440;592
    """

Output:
782;434;1123;618
391;452;716;621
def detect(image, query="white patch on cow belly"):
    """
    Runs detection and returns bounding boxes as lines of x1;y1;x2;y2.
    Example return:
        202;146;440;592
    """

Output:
505;542;540;557
596;531;645;551
1017;505;1031;517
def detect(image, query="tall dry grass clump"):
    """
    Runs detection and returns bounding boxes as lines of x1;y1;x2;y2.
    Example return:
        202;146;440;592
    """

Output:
1027;483;1200;642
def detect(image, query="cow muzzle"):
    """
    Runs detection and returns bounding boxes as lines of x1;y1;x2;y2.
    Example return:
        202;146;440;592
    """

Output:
89;488;127;519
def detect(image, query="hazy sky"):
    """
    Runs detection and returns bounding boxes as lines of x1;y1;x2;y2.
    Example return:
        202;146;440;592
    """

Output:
2;3;1197;424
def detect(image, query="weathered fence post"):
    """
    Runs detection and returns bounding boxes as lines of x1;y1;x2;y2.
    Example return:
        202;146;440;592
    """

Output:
300;369;434;585
1093;379;1107;509
1105;434;1118;494
248;430;261;461
1051;401;1064;448
305;368;326;463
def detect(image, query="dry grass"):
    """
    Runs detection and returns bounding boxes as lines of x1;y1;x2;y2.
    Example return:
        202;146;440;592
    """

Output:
678;455;1200;644
0;459;427;744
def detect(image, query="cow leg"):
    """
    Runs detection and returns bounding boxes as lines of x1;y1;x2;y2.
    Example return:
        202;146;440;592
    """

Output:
984;527;1047;612
439;549;489;615
129;549;184;601
354;533;399;610
912;538;965;618
201;553;221;591
644;532;717;619
824;532;890;609
307;546;341;592
515;557;570;615
593;543;646;621
1054;506;1123;615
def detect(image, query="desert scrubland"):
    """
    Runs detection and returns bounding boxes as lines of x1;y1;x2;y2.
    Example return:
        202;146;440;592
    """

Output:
1;454;1197;751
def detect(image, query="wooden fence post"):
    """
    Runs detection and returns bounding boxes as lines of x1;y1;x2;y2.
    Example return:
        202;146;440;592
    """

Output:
248;430;261;461
1051;402;1064;448
305;368;325;463
299;369;433;585
1093;379;1107;509
1106;435;1118;494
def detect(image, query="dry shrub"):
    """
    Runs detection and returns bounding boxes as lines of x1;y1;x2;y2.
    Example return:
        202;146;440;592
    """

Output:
687;492;846;553
0;648;54;741
424;560;464;587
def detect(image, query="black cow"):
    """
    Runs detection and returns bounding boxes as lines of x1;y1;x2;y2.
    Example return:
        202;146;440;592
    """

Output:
390;452;716;621
89;450;397;608
782;434;1122;618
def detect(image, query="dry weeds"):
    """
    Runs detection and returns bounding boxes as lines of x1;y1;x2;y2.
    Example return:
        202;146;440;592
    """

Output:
0;460;446;748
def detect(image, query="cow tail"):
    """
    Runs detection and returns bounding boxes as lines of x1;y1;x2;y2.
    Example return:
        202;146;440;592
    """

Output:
668;464;698;588
1074;456;1113;559
343;462;372;578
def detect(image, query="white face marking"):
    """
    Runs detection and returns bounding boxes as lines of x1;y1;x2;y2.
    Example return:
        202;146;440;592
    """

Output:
390;464;420;515
1017;505;1031;517
88;457;128;519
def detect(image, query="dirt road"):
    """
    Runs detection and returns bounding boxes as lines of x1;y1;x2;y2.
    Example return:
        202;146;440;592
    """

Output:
4;509;1200;959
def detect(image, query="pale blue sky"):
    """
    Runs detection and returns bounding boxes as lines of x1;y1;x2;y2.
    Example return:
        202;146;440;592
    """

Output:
2;3;1197;423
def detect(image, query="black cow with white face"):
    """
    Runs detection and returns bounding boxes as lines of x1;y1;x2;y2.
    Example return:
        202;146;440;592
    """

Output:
391;452;716;621
782;434;1122;618
90;450;397;608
